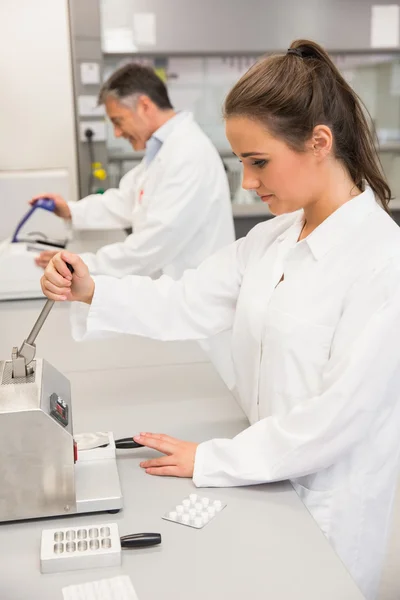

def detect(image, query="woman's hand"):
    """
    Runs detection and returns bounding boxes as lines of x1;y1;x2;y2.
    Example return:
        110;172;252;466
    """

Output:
135;433;199;478
41;251;95;304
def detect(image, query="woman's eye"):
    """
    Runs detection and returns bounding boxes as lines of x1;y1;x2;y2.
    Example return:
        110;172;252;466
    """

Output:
252;159;267;168
236;158;267;168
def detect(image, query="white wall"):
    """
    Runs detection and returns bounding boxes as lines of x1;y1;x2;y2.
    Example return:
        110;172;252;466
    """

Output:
0;0;78;202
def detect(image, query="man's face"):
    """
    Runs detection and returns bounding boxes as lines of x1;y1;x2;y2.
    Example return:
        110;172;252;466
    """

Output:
105;96;151;151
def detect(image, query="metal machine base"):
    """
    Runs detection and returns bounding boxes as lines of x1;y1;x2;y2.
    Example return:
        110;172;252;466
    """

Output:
75;457;123;514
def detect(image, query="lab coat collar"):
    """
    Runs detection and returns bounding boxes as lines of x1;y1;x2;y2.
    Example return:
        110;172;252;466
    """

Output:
152;111;192;144
305;186;378;260
276;212;304;245
277;186;378;261
144;112;192;166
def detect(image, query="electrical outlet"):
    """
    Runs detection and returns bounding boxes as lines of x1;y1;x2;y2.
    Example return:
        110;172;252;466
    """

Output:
79;120;106;142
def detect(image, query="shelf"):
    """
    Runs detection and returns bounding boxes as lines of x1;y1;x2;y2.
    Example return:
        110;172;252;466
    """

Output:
231;201;400;217
107;144;400;166
107;149;234;162
108;151;144;162
378;143;400;153
231;203;272;218
103;49;400;58
389;199;400;210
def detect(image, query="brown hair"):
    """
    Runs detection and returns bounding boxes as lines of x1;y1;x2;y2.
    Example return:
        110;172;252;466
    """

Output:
224;39;391;211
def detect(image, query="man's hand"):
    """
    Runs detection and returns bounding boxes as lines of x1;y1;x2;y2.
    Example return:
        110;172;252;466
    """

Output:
41;251;95;304
35;250;58;270
30;193;72;220
135;433;199;478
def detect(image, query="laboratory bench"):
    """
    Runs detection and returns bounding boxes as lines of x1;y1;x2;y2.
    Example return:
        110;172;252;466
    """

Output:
0;299;207;375
0;228;207;374
0;298;365;600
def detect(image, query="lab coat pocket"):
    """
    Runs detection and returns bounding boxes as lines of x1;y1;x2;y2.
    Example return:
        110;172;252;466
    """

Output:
292;481;334;538
263;307;334;400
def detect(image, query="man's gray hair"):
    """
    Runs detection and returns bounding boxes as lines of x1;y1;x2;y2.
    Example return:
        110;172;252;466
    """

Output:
98;63;173;110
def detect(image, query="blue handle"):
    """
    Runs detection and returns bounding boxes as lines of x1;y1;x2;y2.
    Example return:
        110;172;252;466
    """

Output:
33;197;55;212
12;197;56;243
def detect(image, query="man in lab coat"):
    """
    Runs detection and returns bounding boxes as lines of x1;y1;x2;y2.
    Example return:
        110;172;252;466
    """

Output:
32;62;236;388
32;62;235;279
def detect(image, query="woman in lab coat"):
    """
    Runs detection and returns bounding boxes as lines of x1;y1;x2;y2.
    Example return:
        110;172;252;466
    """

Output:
41;40;400;600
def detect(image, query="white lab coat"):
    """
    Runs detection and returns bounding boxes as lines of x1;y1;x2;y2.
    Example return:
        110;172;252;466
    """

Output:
69;112;236;389
68;112;234;279
71;187;400;599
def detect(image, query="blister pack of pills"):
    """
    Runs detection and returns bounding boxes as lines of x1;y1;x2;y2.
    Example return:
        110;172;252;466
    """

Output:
40;523;121;574
162;493;226;529
62;575;139;600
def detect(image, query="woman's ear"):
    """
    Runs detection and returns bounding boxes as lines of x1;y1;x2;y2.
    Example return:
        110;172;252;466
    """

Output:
308;124;333;158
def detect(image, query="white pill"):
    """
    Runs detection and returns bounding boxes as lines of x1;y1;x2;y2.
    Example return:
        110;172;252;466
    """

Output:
208;506;216;517
169;511;177;521
176;505;184;514
194;517;203;527
214;500;223;511
201;512;209;523
189;508;196;518
183;499;190;508
182;514;190;524
195;502;203;512
189;494;197;504
202;497;210;507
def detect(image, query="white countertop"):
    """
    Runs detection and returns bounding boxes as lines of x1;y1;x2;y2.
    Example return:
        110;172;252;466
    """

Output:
0;297;364;599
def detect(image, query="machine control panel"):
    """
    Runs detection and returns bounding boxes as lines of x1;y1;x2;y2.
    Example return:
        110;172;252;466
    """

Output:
49;393;69;427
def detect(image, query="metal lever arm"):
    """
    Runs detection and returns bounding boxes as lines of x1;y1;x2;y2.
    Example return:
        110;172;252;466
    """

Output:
26;299;55;347
12;262;74;378
12;300;55;377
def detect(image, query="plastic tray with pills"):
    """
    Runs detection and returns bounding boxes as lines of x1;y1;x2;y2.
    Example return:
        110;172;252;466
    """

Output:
162;493;226;529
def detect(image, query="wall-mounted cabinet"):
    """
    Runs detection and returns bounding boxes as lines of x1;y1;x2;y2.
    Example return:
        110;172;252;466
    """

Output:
99;0;400;54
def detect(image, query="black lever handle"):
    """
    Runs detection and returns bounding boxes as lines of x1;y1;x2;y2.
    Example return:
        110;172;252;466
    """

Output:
115;437;144;449
120;533;162;548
